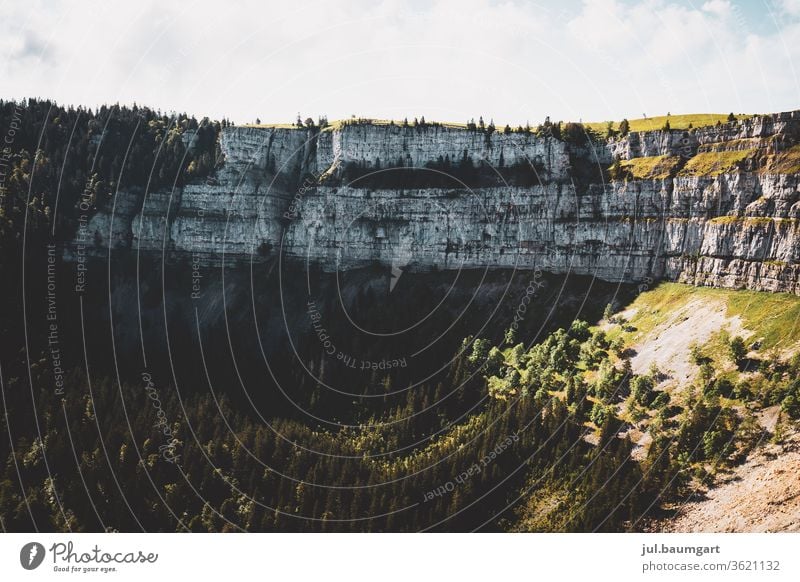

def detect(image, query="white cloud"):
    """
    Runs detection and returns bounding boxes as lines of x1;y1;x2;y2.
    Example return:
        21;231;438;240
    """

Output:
0;0;798;124
703;0;733;17
780;0;800;17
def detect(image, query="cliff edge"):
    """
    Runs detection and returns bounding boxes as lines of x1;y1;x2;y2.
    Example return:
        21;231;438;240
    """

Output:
77;112;800;294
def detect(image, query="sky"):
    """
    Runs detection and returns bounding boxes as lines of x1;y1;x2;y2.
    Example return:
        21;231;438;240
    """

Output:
1;0;799;125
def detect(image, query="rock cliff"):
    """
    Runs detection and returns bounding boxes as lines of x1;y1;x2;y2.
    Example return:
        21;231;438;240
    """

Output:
77;112;800;294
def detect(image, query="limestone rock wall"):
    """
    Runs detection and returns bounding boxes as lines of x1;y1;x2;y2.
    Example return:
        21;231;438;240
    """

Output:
320;123;570;179
608;110;800;160
75;112;800;294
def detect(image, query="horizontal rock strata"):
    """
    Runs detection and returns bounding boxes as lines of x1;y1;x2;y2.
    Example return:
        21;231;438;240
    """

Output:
75;112;800;294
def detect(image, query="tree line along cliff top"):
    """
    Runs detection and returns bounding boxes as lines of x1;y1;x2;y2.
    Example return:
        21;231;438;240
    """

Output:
241;112;756;137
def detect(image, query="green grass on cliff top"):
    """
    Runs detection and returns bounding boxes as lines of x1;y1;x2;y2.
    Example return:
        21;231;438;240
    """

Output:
585;113;752;134
242;113;753;133
606;282;800;353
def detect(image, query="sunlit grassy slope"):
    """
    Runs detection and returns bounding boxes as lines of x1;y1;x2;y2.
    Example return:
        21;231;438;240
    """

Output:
679;149;754;176
618;155;682;179
766;144;800;174
607;282;800;353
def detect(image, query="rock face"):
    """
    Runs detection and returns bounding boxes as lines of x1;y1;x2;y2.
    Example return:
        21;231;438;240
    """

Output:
77;112;800;294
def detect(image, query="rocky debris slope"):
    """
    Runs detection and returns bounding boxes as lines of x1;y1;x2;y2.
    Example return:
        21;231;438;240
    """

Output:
629;297;748;386
659;425;800;532
76;112;800;294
